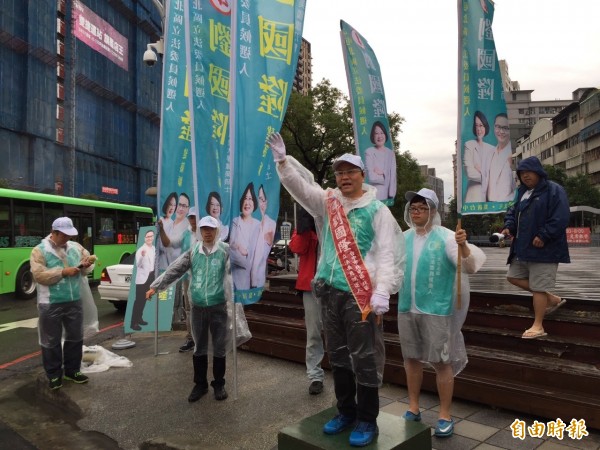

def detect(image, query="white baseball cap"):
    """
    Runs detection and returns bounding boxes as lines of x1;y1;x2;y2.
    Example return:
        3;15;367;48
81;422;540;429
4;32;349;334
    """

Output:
187;206;198;218
332;153;365;171
198;216;219;229
52;217;78;236
405;188;439;209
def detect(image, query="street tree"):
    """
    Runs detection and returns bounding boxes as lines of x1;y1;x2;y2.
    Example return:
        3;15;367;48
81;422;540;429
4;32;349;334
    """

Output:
279;78;423;224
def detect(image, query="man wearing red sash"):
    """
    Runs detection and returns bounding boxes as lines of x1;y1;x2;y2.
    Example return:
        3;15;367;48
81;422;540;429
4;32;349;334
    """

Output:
268;133;405;447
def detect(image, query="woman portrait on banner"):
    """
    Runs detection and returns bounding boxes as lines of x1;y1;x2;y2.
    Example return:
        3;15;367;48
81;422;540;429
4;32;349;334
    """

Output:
364;120;397;202
463;111;495;203
157;192;177;271
206;191;229;242
251;184;277;288
229;182;261;290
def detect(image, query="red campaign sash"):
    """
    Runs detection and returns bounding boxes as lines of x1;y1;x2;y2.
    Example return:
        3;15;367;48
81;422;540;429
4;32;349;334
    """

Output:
326;192;373;321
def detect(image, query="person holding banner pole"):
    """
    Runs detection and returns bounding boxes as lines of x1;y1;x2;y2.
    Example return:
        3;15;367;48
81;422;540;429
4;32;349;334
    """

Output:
398;188;486;438
268;132;405;447
146;216;232;402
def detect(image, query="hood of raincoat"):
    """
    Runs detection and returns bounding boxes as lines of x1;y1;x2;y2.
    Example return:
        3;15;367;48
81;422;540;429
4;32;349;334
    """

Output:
516;156;547;184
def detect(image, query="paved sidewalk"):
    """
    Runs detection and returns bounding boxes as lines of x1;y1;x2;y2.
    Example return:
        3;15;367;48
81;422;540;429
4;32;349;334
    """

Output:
3;332;599;450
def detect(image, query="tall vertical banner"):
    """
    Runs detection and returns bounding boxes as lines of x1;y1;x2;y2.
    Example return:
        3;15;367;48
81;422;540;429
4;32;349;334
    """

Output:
152;0;197;326
184;0;233;244
228;0;307;304
340;20;396;206
457;0;515;215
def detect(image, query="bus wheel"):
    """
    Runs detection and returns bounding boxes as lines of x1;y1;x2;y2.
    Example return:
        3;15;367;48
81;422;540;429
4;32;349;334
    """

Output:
16;263;36;299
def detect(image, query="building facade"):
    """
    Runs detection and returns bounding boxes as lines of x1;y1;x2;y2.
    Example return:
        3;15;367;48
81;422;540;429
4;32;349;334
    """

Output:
0;0;163;207
514;88;600;188
293;38;312;96
419;164;445;216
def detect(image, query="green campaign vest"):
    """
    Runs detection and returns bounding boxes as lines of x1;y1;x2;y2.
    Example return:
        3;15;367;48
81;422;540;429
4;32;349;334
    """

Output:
189;242;227;307
399;228;455;315
39;242;82;304
315;200;382;292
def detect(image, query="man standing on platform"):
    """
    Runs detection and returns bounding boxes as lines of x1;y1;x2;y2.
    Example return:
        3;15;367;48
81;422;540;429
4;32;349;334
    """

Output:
267;132;405;447
501;156;570;339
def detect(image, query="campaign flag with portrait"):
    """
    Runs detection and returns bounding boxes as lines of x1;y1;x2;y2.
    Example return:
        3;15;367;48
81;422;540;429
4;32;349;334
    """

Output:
183;1;233;243
340;20;397;206
228;0;307;304
457;0;515;215
153;0;194;322
181;0;306;305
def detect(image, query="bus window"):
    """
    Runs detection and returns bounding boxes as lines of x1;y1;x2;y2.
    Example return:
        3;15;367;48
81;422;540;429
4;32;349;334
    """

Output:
0;202;10;248
14;200;44;248
97;215;115;244
117;210;136;244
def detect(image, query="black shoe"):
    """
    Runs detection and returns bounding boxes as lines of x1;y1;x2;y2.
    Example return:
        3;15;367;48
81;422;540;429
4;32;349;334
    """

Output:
179;339;195;353
188;384;208;402
49;377;62;390
309;380;323;395
213;385;228;401
139;320;148;325
131;324;142;331
64;372;89;384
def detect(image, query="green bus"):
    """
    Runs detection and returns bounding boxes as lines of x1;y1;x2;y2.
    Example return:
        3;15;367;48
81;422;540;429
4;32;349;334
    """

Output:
0;188;154;298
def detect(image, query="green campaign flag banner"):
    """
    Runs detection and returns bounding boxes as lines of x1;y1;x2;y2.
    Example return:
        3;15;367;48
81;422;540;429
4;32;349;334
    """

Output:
154;0;195;320
457;0;516;215
184;0;233;244
340;20;396;206
228;0;306;304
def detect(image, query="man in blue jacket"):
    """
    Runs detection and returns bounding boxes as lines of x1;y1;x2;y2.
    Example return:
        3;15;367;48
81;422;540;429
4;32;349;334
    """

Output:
501;156;570;339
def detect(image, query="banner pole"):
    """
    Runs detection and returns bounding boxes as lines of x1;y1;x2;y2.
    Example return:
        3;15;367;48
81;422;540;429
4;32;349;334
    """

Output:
456;217;462;310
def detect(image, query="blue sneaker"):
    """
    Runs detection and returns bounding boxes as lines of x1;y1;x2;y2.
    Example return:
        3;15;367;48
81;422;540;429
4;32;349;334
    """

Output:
403;410;422;421
323;414;355;435
349;421;378;447
434;418;454;437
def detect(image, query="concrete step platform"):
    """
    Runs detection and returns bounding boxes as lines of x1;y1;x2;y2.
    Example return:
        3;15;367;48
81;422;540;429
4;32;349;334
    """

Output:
278;407;431;450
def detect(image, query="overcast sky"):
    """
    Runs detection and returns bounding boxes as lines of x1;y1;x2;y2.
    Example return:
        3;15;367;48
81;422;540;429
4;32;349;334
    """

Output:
302;0;600;202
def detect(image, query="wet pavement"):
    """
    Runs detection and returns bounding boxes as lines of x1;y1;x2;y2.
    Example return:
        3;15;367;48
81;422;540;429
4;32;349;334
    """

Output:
1;331;599;450
0;246;599;449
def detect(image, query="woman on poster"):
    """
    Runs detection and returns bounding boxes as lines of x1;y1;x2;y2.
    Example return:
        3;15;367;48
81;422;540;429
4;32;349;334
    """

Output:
463;111;494;203
229;182;261;290
364;121;397;202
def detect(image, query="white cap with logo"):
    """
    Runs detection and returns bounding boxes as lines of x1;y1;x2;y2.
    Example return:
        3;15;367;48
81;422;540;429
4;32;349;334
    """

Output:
52;217;78;236
187;206;198;218
332;153;365;171
198;216;219;229
405;188;439;209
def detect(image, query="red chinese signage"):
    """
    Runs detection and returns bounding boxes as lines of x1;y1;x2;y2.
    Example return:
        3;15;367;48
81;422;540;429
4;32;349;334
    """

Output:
73;0;128;71
566;227;591;244
102;186;119;195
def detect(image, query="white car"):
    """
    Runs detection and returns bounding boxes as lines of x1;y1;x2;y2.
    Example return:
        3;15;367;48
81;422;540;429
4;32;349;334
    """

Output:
98;253;134;311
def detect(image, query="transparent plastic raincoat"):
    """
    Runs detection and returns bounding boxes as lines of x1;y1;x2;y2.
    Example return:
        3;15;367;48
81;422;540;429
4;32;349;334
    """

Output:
277;156;406;387
399;198;486;376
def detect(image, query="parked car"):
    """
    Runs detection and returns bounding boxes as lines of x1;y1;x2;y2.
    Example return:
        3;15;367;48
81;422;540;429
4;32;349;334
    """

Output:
98;253;135;311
